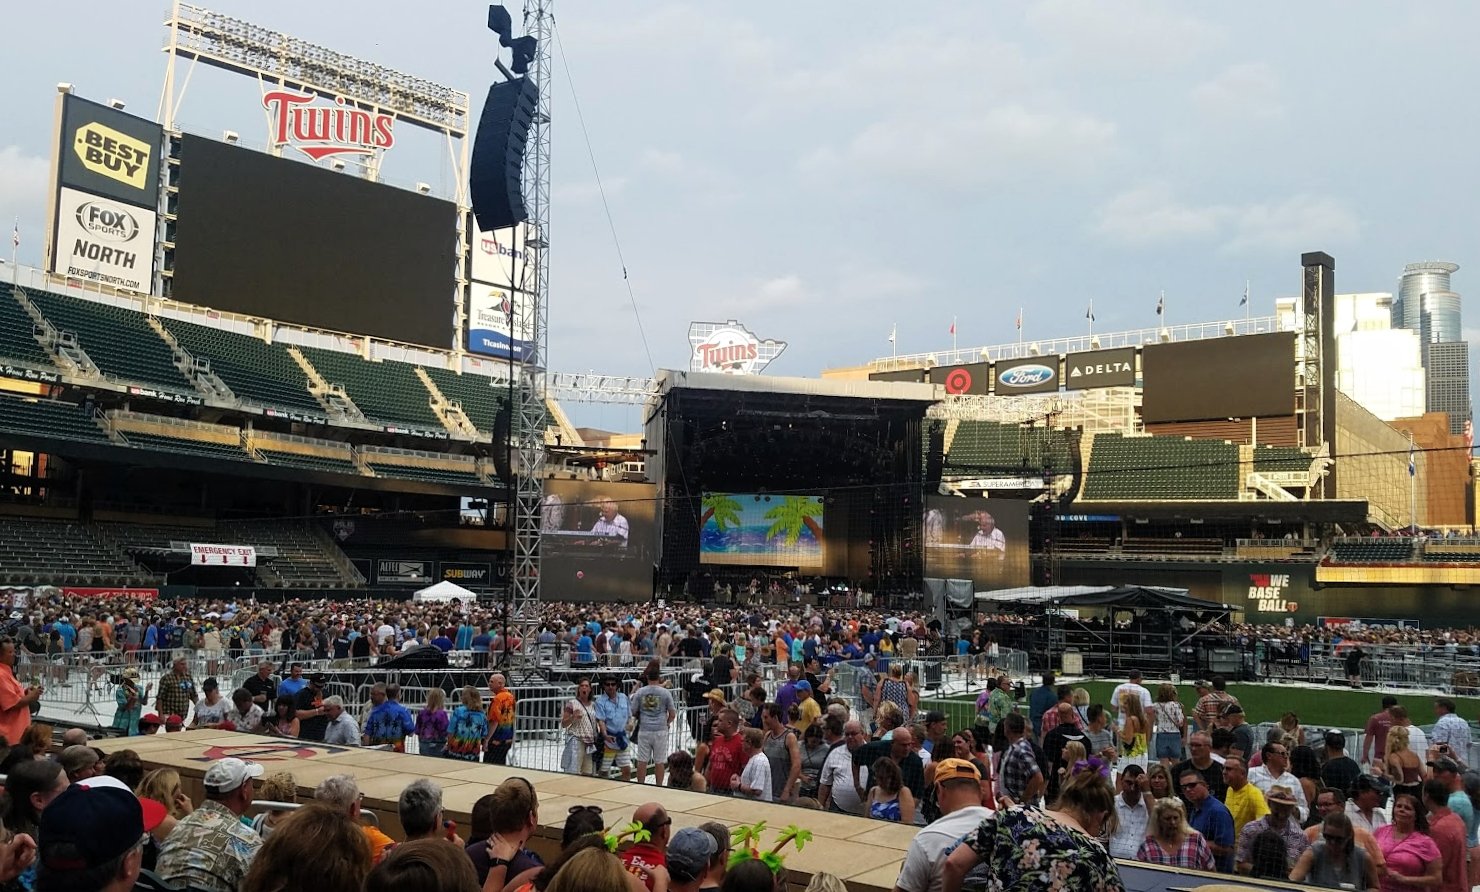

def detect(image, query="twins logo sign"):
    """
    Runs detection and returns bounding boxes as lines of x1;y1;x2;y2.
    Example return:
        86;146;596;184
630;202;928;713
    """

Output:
263;90;396;162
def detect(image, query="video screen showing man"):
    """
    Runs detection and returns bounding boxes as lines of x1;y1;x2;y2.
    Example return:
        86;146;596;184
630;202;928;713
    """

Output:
589;497;629;547
967;510;1006;555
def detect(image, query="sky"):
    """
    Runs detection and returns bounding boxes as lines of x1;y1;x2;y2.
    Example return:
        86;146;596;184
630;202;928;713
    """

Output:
1;2;1477;433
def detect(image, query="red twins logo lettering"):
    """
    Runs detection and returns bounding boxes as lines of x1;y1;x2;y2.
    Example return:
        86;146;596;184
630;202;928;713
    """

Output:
263;90;395;161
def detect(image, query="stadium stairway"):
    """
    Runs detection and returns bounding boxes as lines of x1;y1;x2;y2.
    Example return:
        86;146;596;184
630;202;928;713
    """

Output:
24;289;195;393
414;367;480;438
158;318;328;418
0;516;152;586
285;347;371;426
219;520;362;587
0;290;61;370
296;346;449;434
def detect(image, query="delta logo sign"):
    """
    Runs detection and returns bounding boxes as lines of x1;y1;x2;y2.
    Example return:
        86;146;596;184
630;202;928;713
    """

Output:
688;320;787;375
263;89;395;161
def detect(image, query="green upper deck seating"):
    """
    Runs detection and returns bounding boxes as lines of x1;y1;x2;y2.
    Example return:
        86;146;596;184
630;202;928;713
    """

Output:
0;294;54;368
298;347;442;430
0;394;109;444
1083;433;1238;500
421;366;507;433
27;291;191;391
945;421;1073;475
162;319;321;414
1252;446;1310;473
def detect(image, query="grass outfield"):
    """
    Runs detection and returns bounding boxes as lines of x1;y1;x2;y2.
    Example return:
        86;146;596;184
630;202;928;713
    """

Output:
921;681;1480;734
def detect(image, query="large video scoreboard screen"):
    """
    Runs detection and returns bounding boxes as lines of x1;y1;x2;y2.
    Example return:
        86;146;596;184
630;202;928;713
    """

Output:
923;497;1030;590
172;135;458;348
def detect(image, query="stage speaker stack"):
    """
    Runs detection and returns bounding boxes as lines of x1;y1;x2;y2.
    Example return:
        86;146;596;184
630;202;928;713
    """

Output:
470;76;539;232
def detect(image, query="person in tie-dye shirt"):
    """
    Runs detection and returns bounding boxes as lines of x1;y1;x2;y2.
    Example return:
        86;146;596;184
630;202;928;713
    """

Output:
485;673;517;765
445;685;490;761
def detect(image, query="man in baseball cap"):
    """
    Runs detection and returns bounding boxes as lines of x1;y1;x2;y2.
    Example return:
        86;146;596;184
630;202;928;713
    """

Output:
898;758;990;892
666;827;718;892
37;780;156;892
156;758;264;892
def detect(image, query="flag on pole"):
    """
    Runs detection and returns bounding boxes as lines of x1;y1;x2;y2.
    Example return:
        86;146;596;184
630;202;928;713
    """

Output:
888;324;896;345
1156;291;1165;316
1409;439;1416;477
10;218;16;249
949;318;955;336
1085;301;1095;322
1015;308;1022;331
1240;282;1248;307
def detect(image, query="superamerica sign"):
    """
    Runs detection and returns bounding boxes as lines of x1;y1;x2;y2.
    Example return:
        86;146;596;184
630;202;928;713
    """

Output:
687;321;787;375
263;90;395;162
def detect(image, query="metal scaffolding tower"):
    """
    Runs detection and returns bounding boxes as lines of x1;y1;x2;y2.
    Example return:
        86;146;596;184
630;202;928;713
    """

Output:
505;0;553;664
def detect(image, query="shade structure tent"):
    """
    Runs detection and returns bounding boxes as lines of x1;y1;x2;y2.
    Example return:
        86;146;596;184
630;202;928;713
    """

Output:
977;585;1240;677
413;580;477;603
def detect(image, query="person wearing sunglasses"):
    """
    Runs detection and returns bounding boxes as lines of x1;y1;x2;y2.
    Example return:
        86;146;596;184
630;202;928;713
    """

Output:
1290;811;1380;892
619;803;673;892
1180;769;1234;872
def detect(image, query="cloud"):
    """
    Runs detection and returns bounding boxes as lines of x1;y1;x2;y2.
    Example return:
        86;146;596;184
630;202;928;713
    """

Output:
1192;62;1285;121
802;104;1116;190
636;148;740;203
1093;183;1360;254
1222;195;1362;254
1026;0;1223;72
554;176;628;206
0;146;50;245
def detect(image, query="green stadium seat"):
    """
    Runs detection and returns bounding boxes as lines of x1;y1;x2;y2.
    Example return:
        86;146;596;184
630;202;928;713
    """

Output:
26;290;192;391
366;462;484;487
420;366;509;434
122;431;251;462
945;421;1072;476
0;294;56;369
298;347;443;430
1083;433;1238;500
161;319;323;415
0;517;148;586
0;394;111;444
256;449;361;476
1253;446;1310;473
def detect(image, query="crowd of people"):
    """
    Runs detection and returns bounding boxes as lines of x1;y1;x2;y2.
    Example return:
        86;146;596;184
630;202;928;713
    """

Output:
4;591;1480;892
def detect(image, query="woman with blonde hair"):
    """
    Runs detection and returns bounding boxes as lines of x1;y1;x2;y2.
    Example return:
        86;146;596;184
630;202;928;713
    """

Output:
547;847;631;892
137;767;193;820
1136;797;1214;871
1151;683;1186;764
1279;711;1306;746
1385;726;1425;800
1071;688;1091;725
416;687;449;757
803;873;848;892
445;684;490;761
251;771;299;838
1120;692;1150;769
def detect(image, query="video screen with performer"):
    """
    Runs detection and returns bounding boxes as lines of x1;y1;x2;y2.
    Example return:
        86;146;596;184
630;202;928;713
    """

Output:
540;480;656;601
923;497;1030;590
700;493;826;570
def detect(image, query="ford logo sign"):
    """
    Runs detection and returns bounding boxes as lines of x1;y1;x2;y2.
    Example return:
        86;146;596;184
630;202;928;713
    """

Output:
999;364;1055;387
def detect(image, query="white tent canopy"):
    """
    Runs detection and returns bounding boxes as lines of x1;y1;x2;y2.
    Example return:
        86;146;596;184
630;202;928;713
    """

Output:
413;580;476;602
976;585;1115;604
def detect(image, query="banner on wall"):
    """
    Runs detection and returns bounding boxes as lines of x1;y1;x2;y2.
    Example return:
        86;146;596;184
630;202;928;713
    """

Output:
56;94;162;208
467;283;534;361
51;187;156;293
189;543;257;567
469;222;536;290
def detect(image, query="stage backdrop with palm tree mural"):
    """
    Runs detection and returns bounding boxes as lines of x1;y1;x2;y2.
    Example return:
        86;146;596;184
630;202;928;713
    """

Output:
699;493;826;569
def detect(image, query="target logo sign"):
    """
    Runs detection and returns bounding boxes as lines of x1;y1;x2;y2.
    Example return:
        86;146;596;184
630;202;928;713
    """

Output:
931;362;988;395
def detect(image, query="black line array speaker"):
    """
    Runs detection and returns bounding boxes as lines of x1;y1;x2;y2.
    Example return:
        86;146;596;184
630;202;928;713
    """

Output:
492;404;513;483
470;76;539;232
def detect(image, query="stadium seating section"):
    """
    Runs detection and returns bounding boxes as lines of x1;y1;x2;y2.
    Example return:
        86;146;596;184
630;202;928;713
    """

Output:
255;449;361;476
120;431;252;462
298;347;442;430
0;394;110;444
1329;540;1416;563
1421;547;1480;563
220;520;356;587
0;294;54;368
161;318;323;414
0;517;149;585
1083;433;1239;500
1252;446;1310;473
421;365;507;432
945;421;1073;475
26;290;192;391
367;462;485;487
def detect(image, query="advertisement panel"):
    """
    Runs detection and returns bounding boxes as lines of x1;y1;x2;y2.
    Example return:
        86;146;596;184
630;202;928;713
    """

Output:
466;283;533;360
189;543;257;567
263;89;396;162
56;95;163;208
172;135;457;348
869;368;927;383
440;562;494;586
928;362;991;395
469;223;535;291
699;493;825;570
50;187;155;293
375;558;434;586
541;480;656;601
994;358;1060;395
1064;347;1136;390
922;497;1031;591
61;587;159;600
687;321;787;375
1142;332;1296;422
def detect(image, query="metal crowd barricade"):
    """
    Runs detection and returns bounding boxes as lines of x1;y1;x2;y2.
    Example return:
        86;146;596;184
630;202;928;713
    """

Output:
1247;641;1480;693
249;800;380;826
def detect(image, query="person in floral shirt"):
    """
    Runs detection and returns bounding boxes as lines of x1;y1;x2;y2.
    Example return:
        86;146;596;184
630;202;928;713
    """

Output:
943;770;1125;892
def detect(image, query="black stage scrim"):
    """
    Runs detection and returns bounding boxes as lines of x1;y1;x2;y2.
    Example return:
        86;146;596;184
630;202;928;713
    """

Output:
649;372;936;597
